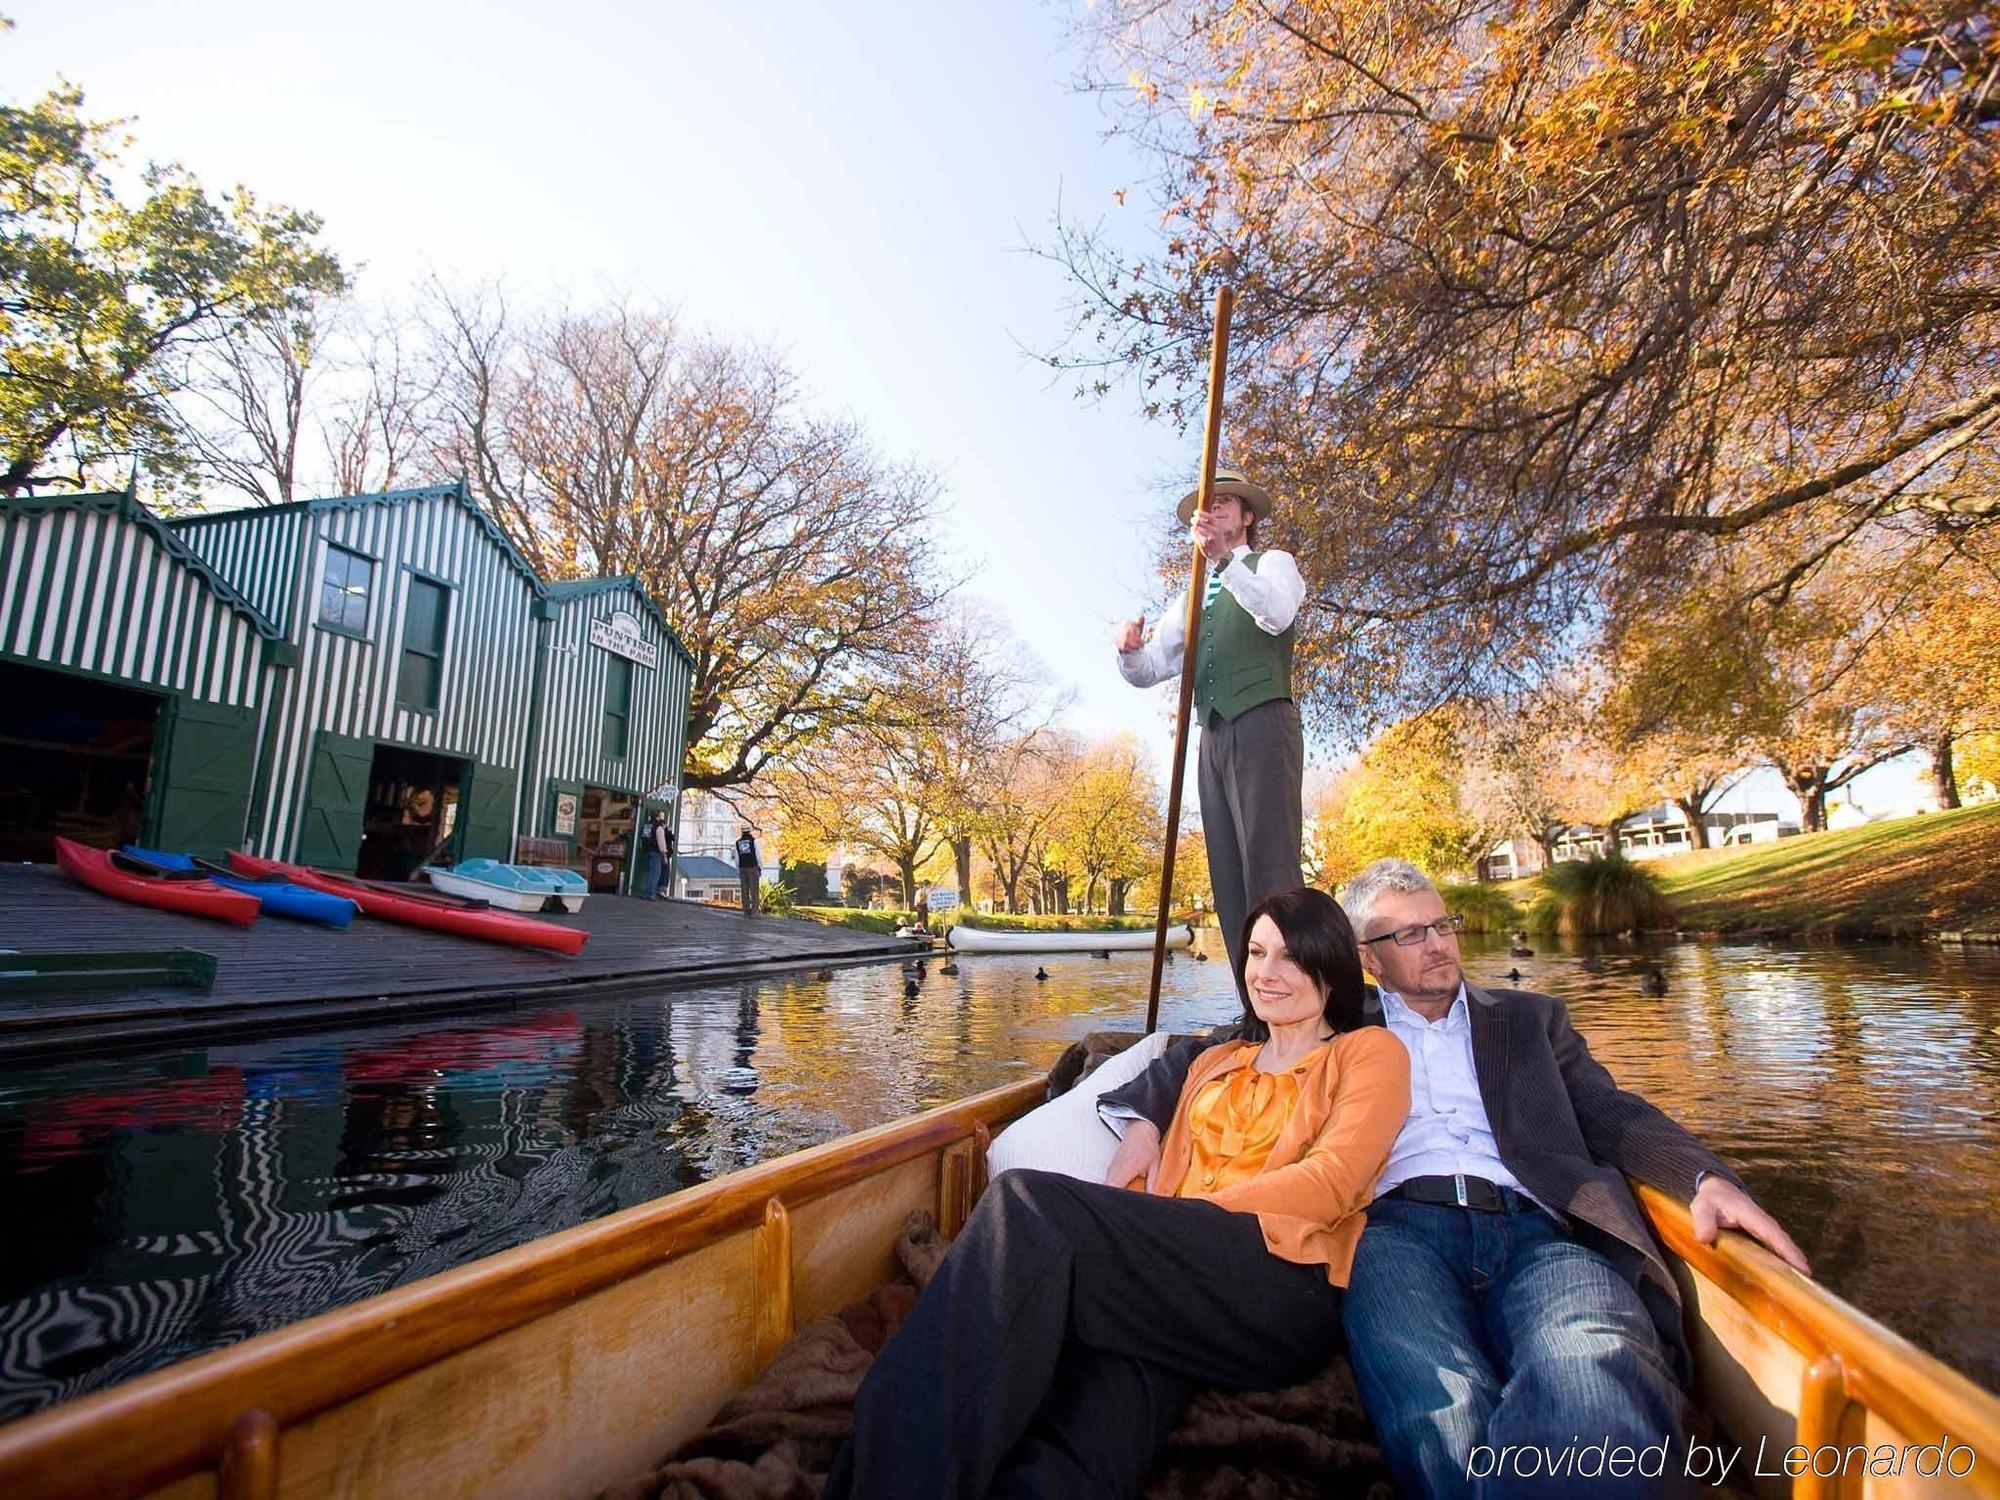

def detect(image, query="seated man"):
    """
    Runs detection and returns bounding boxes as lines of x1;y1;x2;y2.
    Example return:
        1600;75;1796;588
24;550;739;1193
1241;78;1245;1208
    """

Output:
1101;858;1809;1499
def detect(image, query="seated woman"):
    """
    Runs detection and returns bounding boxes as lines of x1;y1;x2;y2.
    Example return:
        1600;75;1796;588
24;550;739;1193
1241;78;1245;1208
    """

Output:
824;887;1411;1499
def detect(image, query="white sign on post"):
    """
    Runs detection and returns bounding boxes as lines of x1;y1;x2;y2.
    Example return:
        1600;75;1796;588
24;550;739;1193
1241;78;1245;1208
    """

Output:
589;609;658;668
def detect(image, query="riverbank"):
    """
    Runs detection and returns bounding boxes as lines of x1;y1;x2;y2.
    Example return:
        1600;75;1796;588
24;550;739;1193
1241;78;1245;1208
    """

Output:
0;866;918;1059
1652;802;2000;940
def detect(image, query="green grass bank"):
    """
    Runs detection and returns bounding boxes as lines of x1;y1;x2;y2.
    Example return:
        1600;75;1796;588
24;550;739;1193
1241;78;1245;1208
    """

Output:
1648;801;2000;940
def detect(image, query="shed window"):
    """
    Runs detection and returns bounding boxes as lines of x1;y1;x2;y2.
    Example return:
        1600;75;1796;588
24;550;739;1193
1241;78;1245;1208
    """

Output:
603;656;632;760
318;545;373;634
398;577;450;710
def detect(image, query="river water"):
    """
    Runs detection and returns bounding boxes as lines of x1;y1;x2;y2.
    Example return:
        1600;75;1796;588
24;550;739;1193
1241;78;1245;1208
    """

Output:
2;934;1996;1419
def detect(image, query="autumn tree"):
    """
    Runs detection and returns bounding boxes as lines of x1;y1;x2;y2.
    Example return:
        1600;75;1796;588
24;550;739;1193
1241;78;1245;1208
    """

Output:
1591;603;1779;847
1046;735;1164;914
1060;2;2000;736
1458;688;1596;861
1319;714;1489;882
427;290;944;790
976;729;1083;913
2;70;344;496
1860;545;2000;807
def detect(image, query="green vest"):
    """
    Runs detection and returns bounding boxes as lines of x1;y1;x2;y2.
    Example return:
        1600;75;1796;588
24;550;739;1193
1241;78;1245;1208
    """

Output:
1193;551;1295;723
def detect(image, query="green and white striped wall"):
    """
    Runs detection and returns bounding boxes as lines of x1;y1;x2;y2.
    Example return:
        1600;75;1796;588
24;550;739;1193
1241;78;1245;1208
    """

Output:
195;484;544;863
524;578;694;845
0;493;284;855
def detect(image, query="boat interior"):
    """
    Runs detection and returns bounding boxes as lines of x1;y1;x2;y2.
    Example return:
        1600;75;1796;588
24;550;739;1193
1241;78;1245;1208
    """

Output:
0;1040;1994;1499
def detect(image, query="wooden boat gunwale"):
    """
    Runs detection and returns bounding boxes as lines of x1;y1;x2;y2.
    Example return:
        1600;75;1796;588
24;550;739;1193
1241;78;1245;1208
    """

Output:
0;1072;1995;1499
0;1077;1044;1500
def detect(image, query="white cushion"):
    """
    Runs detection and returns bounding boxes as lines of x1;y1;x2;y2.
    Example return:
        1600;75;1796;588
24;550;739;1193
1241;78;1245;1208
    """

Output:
986;1031;1172;1184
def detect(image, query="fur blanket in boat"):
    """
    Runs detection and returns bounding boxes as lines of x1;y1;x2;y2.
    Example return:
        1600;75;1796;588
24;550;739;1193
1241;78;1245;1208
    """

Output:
599;1035;1396;1500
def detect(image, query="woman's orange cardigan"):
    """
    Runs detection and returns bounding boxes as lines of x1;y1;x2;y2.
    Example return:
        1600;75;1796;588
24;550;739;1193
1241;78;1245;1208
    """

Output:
1149;1026;1410;1286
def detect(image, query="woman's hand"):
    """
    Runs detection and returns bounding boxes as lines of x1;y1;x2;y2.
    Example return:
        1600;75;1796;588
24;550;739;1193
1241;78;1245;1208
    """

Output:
1105;1119;1163;1191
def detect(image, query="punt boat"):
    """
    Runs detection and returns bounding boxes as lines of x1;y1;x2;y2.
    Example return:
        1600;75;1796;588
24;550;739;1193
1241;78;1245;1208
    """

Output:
0;1056;1991;1500
948;922;1196;954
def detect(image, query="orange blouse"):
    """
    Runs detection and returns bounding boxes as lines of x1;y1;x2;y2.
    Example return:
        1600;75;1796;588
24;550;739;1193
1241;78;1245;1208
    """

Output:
1173;1045;1327;1198
1150;1029;1410;1286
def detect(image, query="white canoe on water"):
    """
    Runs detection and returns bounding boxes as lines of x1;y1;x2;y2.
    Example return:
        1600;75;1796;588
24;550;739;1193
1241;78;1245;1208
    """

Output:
947;923;1195;954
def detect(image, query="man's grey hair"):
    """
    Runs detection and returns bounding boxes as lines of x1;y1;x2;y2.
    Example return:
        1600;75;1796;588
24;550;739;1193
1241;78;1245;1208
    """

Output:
1340;858;1441;937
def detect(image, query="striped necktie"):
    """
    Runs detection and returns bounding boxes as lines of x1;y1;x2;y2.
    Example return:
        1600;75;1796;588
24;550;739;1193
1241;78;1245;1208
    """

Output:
1203;570;1224;610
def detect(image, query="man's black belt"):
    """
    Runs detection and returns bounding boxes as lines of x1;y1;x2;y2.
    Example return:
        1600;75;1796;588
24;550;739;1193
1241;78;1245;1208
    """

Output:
1383;1174;1534;1214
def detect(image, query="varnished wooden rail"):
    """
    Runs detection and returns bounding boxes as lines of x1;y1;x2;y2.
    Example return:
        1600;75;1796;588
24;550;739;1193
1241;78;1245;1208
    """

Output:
0;1076;1048;1500
1635;1184;2000;1499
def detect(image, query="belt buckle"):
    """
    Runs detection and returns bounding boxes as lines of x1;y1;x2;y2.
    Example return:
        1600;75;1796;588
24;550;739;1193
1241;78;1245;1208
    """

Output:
1454;1172;1468;1208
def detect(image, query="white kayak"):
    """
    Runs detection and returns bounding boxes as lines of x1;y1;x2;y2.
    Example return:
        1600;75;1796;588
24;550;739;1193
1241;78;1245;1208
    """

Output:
947;923;1195;954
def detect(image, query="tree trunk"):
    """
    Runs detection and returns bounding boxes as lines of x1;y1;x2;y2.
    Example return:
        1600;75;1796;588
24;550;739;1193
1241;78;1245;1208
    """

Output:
1786;766;1828;833
1109;876;1130;916
1931;733;1961;809
953;837;973;903
1672;797;1711;849
898;856;917;908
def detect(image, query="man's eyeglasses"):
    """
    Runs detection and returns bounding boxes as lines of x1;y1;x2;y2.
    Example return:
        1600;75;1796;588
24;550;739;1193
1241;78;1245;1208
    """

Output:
1359;914;1465;948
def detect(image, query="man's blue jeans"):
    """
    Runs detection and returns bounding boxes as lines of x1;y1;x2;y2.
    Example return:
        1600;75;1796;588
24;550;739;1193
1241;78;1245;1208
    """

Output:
642;851;662;900
1343;1196;1688;1499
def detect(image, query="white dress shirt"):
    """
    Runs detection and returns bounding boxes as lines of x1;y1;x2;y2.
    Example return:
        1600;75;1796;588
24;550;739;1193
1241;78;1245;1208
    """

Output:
1375;986;1545;1209
1117;545;1306;689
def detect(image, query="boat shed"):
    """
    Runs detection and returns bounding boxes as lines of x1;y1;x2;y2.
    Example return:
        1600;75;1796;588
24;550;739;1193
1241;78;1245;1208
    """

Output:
0;482;695;893
518;577;695;891
0;492;286;863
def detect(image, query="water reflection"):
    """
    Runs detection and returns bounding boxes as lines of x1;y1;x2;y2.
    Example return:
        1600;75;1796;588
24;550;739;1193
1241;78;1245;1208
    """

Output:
0;935;1995;1418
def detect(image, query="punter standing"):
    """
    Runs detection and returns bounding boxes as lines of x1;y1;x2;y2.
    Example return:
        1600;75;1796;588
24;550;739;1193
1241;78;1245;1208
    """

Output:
1116;468;1304;977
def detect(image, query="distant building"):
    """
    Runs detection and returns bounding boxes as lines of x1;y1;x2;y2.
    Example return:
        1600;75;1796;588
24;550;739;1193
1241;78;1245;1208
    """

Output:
1475;804;1798;880
674;854;743;904
675;788;780;897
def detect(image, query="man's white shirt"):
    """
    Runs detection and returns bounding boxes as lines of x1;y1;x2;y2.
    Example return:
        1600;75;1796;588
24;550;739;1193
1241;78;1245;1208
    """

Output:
1376;985;1547;1210
1117;544;1305;689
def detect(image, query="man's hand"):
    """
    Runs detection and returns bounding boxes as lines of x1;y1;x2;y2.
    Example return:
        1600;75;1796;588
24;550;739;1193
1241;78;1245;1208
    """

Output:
1191;508;1233;564
1105;1119;1163;1192
1115;614;1147;653
1692;1176;1811;1275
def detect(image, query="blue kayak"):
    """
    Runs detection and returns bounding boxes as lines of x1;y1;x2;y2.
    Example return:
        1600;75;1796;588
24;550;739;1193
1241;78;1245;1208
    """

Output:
121;845;358;928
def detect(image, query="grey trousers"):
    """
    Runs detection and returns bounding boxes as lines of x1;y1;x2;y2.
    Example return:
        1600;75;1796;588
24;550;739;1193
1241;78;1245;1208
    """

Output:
1197;697;1304;977
738;868;759;916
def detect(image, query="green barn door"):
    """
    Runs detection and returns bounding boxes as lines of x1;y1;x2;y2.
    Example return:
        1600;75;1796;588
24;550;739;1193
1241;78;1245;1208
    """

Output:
149;697;261;860
459;762;518;861
296;732;375;871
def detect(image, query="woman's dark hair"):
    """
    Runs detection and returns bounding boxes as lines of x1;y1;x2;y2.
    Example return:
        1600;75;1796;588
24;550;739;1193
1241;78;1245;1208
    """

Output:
1233;887;1367;1040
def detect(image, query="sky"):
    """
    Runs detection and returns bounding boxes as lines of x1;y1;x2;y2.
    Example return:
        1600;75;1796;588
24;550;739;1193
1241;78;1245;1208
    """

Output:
7;1;1927;821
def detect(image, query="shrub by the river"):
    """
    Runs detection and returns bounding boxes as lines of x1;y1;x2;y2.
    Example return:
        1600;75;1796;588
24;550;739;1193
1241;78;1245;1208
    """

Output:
1528;855;1674;936
795;906;913;934
1440;882;1522;934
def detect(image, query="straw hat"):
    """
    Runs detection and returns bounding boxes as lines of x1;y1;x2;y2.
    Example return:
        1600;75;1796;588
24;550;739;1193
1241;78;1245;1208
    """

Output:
1177;467;1274;525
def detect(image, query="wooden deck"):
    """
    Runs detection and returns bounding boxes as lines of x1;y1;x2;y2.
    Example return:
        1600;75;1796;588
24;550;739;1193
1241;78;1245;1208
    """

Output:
0;865;919;1058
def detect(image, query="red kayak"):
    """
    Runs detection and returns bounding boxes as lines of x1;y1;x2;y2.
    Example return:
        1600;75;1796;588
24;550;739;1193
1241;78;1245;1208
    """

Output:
227;852;587;956
55;837;262;927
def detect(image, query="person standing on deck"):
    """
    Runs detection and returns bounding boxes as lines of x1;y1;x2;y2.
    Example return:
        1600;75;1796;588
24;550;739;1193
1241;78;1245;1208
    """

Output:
1116;468;1305;979
641;813;671;901
734;827;761;918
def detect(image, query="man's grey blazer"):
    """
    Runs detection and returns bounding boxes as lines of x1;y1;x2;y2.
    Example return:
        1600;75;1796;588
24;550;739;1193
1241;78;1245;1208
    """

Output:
1096;982;1742;1380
